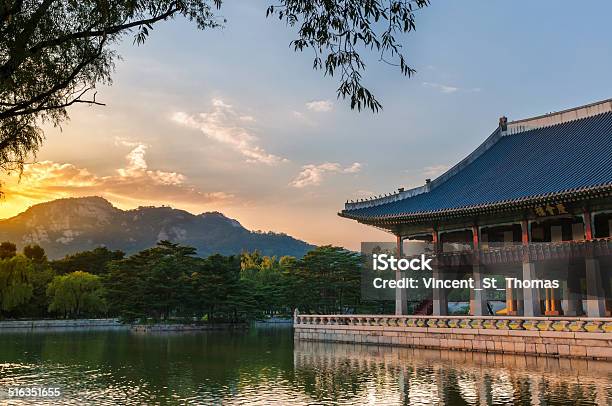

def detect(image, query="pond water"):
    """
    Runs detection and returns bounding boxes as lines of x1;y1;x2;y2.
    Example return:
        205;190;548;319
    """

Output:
0;326;610;405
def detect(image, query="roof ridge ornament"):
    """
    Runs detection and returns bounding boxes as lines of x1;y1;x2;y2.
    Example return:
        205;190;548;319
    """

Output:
499;116;508;133
507;98;612;134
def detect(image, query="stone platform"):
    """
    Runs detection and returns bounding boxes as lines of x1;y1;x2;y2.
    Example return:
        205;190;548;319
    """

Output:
294;314;612;360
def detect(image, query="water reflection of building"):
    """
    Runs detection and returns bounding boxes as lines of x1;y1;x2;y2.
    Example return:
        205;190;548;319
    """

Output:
340;99;612;317
294;340;612;405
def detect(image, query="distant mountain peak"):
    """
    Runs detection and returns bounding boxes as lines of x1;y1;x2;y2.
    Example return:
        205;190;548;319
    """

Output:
0;196;313;259
21;195;115;213
200;210;226;217
199;211;243;228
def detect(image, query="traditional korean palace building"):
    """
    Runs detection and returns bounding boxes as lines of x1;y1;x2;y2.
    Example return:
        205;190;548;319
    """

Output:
340;99;612;318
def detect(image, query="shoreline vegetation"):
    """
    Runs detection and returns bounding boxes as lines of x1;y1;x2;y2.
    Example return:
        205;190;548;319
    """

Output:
0;240;390;325
0;318;252;331
0;318;123;329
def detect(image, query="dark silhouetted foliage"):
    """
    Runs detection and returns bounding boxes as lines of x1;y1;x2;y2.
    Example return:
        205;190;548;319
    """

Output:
50;247;125;276
23;244;47;263
0;240;385;321
0;241;16;259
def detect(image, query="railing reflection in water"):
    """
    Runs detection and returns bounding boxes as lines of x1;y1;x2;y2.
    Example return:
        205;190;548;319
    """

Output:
294;340;612;405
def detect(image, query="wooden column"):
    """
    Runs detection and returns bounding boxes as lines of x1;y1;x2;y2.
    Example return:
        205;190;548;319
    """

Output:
432;229;440;253
585;257;606;317
550;289;559;314
584;209;593;240
521;220;530;245
471;225;487;316
431;228;447;316
506;285;516;315
563;275;582;316
496;223;516;315
583;209;607;317
395;235;408;315
544;287;562;316
521;220;541;316
472;226;479;250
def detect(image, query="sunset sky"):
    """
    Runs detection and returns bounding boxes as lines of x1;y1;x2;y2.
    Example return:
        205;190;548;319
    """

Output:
2;1;612;250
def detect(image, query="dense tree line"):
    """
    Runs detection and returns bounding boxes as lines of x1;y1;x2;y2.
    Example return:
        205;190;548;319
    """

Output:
0;240;384;322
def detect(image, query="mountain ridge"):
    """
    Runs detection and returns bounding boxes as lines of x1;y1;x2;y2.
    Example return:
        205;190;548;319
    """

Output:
0;196;314;259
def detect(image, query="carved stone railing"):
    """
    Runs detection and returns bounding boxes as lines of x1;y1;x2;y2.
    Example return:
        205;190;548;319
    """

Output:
294;314;612;334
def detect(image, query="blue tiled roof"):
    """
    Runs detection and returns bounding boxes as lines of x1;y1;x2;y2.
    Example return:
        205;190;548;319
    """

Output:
342;112;612;220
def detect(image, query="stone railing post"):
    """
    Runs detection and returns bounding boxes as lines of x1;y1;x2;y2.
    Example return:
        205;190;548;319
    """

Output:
293;308;299;324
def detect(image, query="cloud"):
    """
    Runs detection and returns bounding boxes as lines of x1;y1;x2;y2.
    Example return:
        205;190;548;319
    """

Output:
344;162;362;173
422;82;459;94
291;110;317;127
422;82;481;94
290;162;362;188
172;99;287;165
113;137;141;148
0;142;232;216
305;100;334;112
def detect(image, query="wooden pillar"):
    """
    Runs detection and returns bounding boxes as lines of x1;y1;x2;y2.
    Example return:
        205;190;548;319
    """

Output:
562;277;582;316
583;209;607;317
472;225;479;250
432;228;447;316
496;222;516;315
516;286;524;314
395;235;408;315
521;220;530;245
521;220;541;316
506;285;516;315
544;288;562;316
559;212;586;316
584;209;593;240
585;257;606;317
432;229;440;253
550;289;559;314
471;225;486;316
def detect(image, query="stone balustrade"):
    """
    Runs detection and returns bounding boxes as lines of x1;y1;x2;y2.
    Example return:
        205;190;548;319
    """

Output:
294;314;612;359
294;314;612;333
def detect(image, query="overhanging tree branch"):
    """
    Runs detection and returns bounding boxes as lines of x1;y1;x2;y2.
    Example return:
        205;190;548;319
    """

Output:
0;3;181;83
0;0;429;175
27;5;181;59
0;38;107;119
